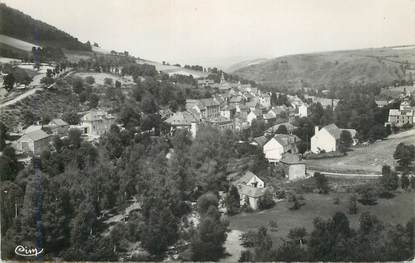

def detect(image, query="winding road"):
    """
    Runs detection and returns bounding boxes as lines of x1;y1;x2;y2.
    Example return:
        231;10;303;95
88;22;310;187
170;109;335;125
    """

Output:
0;69;72;109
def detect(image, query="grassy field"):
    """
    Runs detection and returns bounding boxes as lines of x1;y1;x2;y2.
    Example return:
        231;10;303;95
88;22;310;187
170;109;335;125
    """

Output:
74;72;134;85
0;34;40;51
304;129;415;174
229;191;415;248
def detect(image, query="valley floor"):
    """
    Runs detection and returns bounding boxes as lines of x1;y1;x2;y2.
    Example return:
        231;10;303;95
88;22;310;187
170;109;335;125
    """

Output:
229;191;415;249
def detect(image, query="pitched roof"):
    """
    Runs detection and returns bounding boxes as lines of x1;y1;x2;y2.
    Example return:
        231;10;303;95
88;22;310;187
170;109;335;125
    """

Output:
237;184;267;198
165;111;197;126
251;109;262;116
230;96;243;103
246;100;258;108
23;125;43;134
389;109;401;115
266;122;297;134
20;129;50;142
252;136;268;147
273;134;301;147
263;113;276;120
82;110;114;122
198;98;220;108
322;123;341;139
49;118;68;126
280;153;303;164
233;171;258;185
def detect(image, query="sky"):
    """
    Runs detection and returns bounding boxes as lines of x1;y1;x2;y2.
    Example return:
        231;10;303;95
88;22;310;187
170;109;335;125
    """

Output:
2;0;415;68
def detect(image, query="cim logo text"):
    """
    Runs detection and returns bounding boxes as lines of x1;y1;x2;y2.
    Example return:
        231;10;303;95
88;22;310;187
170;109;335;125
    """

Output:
15;245;44;257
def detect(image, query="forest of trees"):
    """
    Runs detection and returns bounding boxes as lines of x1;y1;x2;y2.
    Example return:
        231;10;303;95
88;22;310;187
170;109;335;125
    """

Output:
240;212;414;262
0;3;91;51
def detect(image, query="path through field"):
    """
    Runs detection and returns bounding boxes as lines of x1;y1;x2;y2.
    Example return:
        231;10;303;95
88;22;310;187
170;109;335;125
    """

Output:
220;230;243;263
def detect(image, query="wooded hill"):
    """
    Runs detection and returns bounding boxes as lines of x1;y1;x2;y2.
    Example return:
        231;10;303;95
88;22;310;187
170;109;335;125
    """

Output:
0;3;90;51
232;46;415;91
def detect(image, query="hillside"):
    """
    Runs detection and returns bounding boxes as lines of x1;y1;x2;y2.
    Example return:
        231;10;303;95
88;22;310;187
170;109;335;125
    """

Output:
136;58;209;79
225;58;268;73
232;46;415;90
0;3;90;51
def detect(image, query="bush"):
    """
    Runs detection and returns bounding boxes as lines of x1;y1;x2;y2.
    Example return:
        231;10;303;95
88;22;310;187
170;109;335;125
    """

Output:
240;231;257;248
348;194;358;214
287;193;305;210
314;172;329;194
401;174;410;190
258;190;275;210
268;220;278;232
239;250;254;262
85;76;95;85
197;192;218;215
275;190;286;199
357;185;378;205
304;151;344;159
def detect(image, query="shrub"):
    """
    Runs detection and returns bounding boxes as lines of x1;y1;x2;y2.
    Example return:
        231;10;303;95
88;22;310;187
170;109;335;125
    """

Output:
275;190;286;199
258;190;275;210
197;192;218;215
287;193;305;210
401;174;410;190
348;194;358;214
268;220;278;232
240;231;257;247
356;185;378;205
239;250;254;262
314;172;329;194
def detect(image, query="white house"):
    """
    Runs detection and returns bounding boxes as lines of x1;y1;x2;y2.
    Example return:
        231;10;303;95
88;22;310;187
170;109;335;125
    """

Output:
80;109;116;138
280;153;306;181
297;104;308;118
310;124;357;153
14;129;51;155
230;171;268;210
247;109;262;125
263;134;300;163
165;111;199;138
259;94;271;108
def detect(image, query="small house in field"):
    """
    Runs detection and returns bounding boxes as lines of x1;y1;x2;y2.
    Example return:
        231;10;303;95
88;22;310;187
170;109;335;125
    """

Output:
230;171;268;210
280;153;306;181
48;118;69;136
14;129;51;155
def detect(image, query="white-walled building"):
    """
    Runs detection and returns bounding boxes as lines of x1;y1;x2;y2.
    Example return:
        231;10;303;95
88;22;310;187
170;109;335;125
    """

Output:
310;124;357;153
263;134;300;163
80;109;116;138
230;171;269;210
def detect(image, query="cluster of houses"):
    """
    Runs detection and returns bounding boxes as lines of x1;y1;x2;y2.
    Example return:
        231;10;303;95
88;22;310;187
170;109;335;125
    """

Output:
165;73;309;138
11;109;115;156
224;122;358;210
387;98;415;128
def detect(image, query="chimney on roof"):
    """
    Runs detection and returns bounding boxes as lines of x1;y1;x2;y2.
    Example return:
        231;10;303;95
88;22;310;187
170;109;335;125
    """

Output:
315;126;319;134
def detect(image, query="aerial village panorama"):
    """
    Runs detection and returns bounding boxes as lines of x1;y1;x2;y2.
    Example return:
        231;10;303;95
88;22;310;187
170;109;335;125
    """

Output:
0;0;414;262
